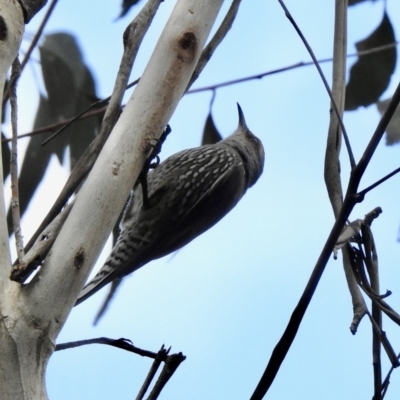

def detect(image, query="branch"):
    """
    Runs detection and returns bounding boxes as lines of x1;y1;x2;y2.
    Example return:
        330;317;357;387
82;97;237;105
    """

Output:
187;0;242;90
9;58;24;262
323;0;367;333
22;1;159;257
381;353;400;399
146;353;186;400
55;337;164;359
350;82;400;190
2;105;106;142
367;312;399;368
135;346;170;400
187;42;398;94
362;224;382;398
0;1;24;280
277;0;354;167
10;200;74;282
357;167;400;200
41;78;139;147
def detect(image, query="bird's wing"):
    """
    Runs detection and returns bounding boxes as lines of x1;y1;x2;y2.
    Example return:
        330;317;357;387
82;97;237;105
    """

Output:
146;157;246;261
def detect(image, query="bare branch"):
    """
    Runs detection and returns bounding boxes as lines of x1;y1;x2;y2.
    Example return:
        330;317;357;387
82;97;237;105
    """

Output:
10;200;74;282
187;42;399;94
135;346;170;400
322;0;367;334
0;0;24;284
381;352;400;399
146;353;186;400
41;78;140;147
277;0;354;167
362;224;382;398
55;338;184;400
187;0;242;90
9;58;24;262
22;1;161;257
350;83;400;191
55;337;164;359
367;312;399;368
2;105;106;142
357;167;400;200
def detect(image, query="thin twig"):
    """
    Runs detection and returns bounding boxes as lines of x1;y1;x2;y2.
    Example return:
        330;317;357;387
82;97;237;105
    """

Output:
350;82;400;190
362;224;382;399
277;0;355;167
9;58;24;262
187;42;398;95
357;167;400;200
367;312;399;368
41;100;108;146
41;78;139;146
381;353;400;399
2;80;139;144
187;0;242;90
55;337;165;359
135;346;170;400
2;105;107;143
10;200;74;282
146;353;186;400
323;0;367;334
348;244;391;328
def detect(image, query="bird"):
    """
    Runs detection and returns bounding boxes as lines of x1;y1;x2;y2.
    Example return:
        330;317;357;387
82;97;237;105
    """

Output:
76;104;264;306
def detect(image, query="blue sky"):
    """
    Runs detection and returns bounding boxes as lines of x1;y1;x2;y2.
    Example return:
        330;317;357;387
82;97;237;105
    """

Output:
6;0;400;399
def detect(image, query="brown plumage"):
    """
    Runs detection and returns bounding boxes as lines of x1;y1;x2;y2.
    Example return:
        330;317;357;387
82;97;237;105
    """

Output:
76;104;264;305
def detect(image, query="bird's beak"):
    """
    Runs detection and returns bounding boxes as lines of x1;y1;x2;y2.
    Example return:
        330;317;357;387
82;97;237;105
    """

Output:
237;103;247;129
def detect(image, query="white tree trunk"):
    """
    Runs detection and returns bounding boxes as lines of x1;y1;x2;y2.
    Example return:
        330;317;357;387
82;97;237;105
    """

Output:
0;3;40;399
0;1;225;398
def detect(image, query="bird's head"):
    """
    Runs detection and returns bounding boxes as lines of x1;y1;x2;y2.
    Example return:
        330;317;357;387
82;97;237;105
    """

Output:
224;104;265;188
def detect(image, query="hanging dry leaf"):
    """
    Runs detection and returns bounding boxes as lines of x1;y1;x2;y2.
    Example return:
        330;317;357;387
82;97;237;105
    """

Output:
7;32;101;234
201;112;222;145
333;219;363;259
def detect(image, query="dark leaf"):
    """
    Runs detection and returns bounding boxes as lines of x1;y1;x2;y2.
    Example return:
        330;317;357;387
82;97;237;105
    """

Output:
2;79;10;181
7;32;101;234
376;98;400;145
118;0;143;19
201;112;222;145
1;133;10;181
345;12;396;110
348;0;378;6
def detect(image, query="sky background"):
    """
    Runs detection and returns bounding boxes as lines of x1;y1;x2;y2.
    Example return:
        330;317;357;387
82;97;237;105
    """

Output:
4;0;400;399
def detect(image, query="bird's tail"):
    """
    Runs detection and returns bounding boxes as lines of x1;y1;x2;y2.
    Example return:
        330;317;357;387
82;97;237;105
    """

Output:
75;263;117;306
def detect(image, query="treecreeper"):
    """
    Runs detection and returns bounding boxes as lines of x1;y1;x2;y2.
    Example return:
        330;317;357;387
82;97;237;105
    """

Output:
76;104;265;305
